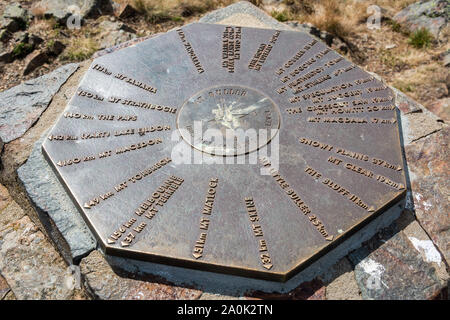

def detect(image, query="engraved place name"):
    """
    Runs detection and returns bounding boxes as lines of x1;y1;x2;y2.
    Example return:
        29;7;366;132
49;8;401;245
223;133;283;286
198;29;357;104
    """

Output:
298;137;402;172
260;157;333;241
83;157;171;209
107;175;183;248
305;95;393;109
280;48;333;85
285;66;359;101
91;63;158;94
56;138;163;167
307;117;397;125
115;137;163;154
279;57;348;96
276;39;317;75
244;197;273;270
134;175;184;219
176;28;205;74
305;166;375;212
82;131;110;139
301;77;375;102
326;156;405;191
114;73;157;94
313;88;363;102
63;112;137;121
248;30;281;71
47;126;171;142
366;85;389;93
222;26;241;73
306;104;396;116
108;97;177;114
98;114;137;121
193;178;218;259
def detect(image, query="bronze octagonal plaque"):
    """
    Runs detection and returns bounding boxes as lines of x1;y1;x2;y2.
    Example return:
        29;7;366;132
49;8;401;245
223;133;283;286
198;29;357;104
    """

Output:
42;23;406;281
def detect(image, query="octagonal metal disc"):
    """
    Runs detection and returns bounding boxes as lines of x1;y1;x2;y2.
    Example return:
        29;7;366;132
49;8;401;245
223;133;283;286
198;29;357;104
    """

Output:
42;23;406;282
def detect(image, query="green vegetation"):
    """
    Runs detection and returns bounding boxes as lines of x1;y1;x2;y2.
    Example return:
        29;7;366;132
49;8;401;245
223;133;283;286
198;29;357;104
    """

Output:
408;28;433;49
385;19;410;36
46;39;55;49
388;20;402;33
12;42;34;58
271;10;289;22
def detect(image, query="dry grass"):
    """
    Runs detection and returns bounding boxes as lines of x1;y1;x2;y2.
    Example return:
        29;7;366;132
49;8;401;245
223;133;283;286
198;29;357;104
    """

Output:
61;36;99;62
369;0;418;11
30;2;47;19
278;0;422;41
280;0;368;40
133;0;236;23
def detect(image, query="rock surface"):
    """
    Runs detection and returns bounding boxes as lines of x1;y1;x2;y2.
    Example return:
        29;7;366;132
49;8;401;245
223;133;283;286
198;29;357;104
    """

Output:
0;187;82;299
349;211;448;300
247;278;326;300
23;50;48;75
1;1;448;300
0;274;11;299
80;250;203;300
1;3;30;31
444;50;450;67
37;0;104;24
404;127;449;262
18;134;96;263
199;1;293;31
320;257;361;300
97;20;137;50
111;1;137;19
92;33;159;59
0;63;79;144
428;98;449;122
286;21;351;54
393;0;449;39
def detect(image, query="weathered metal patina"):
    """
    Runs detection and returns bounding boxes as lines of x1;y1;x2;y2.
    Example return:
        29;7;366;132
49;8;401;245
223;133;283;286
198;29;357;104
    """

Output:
42;23;406;281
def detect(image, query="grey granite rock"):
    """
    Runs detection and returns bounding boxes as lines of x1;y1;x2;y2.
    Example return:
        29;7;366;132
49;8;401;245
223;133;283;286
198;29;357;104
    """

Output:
0;63;79;144
0;17;20;33
404;127;450;263
0;274;11;300
38;0;103;23
80;250;202;300
348;212;448;300
17;133;96;263
369;72;444;145
97;20;137;50
393;0;449;39
286;21;350;54
2;3;30;27
199;1;293;31
0;200;78;299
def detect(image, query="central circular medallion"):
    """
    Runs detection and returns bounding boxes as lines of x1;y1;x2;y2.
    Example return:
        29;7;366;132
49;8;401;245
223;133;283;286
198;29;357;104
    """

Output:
177;85;280;156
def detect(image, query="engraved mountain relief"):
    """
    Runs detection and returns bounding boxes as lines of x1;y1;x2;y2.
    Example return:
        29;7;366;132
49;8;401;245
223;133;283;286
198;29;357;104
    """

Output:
42;23;406;281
